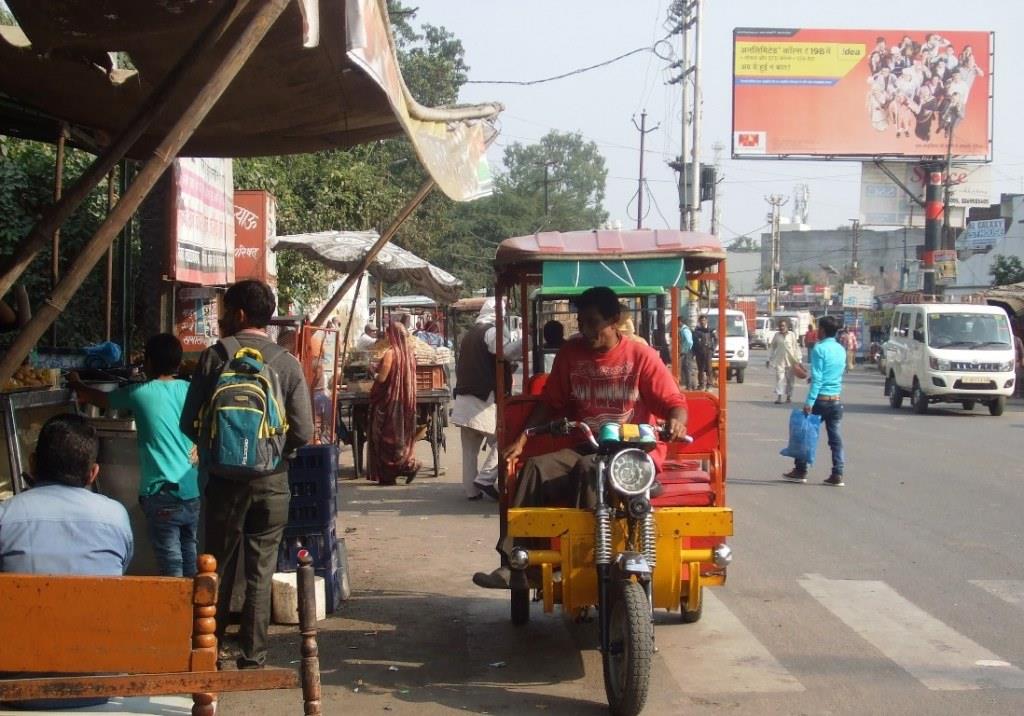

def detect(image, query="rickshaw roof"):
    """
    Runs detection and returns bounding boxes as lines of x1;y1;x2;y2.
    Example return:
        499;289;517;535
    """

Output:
532;286;667;298
494;229;725;269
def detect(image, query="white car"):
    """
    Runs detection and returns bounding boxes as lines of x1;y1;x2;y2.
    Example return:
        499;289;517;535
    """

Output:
702;308;749;383
883;303;1016;416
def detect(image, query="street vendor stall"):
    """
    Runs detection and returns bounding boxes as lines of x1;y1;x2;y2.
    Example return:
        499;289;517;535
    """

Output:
273;230;463;478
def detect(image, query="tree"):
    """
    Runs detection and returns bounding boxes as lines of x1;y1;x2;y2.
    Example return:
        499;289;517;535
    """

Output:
783;268;815;288
990;255;1024;287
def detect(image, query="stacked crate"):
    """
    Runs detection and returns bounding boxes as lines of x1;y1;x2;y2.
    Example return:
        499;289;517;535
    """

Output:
278;444;343;612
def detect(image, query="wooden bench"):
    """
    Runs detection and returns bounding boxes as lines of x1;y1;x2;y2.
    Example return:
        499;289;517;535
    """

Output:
0;553;322;715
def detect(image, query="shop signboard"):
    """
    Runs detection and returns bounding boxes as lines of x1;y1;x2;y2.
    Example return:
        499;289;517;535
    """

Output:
962;218;1004;250
842;282;875;310
175;286;221;354
933;249;958;283
169;158;235;285
234;190;278;285
733;28;992;161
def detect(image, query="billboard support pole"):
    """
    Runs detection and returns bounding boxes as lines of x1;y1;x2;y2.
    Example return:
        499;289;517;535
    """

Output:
689;0;703;231
923;164;944;297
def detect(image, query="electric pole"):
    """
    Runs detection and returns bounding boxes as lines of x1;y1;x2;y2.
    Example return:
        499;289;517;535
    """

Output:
632;110;660;229
849;218;861;280
537;160;556;216
765;194;788;314
666;0;703;231
711;141;724;237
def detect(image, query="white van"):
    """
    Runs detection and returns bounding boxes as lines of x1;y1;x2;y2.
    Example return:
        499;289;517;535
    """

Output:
751;316;775;349
702;308;749;383
883;303;1016;416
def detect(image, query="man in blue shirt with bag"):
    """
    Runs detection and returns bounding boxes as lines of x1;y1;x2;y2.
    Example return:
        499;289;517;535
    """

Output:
784;315;846;486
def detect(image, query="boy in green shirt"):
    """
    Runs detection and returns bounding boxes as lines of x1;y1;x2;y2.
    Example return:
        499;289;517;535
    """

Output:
70;334;200;576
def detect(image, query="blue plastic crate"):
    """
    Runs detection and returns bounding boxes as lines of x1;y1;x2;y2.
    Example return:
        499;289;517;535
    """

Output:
289;444;340;481
277;525;336;573
287;490;338;529
319;540;348;614
287;444;339;529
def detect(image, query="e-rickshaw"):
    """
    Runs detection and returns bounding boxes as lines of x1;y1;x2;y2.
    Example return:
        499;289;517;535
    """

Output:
492;229;733;716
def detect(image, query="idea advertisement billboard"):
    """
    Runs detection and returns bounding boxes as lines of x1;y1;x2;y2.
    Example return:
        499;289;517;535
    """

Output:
733;28;992;161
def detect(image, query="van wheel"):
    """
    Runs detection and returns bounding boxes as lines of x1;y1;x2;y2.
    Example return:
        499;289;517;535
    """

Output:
989;397;1006;417
961;400;975;411
736;369;745;384
911;380;929;414
888;378;904;409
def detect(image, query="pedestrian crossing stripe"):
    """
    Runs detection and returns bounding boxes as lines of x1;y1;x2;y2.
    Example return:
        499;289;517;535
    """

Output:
970;580;1024;608
799;574;1024;690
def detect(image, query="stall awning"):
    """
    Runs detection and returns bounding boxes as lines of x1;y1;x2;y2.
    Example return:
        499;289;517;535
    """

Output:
274;230;463;304
984;282;1024;317
0;0;501;201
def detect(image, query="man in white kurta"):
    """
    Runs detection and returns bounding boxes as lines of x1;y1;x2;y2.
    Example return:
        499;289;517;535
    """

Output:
768;319;801;403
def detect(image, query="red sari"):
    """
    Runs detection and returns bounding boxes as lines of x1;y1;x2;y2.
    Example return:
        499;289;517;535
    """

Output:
367;323;420;484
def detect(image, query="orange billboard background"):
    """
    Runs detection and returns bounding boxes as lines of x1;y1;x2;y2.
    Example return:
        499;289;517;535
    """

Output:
732;28;992;160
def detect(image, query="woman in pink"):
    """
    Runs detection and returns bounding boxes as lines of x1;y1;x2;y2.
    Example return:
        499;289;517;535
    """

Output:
367;321;420;484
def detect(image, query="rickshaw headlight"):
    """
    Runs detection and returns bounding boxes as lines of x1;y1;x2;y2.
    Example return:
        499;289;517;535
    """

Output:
608;449;657;496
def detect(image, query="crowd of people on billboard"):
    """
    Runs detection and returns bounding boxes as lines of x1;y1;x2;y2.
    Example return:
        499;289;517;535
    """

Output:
865;33;984;142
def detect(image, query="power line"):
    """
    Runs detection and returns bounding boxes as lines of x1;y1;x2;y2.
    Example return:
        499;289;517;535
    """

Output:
644;180;672;229
465;46;653;86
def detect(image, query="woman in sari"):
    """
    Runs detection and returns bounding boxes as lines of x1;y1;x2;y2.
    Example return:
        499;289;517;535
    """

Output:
367;321;421;484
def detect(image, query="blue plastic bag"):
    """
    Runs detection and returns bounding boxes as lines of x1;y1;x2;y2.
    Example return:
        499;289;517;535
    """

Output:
780;409;822;465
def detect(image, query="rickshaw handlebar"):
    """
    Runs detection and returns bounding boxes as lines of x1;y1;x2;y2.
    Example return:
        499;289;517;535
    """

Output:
525;419;693;446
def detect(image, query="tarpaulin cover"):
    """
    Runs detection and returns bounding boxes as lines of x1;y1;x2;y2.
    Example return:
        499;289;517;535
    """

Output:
0;0;500;201
984;282;1024;317
273;230;463;304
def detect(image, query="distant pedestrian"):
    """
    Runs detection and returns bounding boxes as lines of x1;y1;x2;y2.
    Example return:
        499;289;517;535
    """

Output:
784;315;846;486
768;320;801;403
804;322;818;352
678;316;695;389
693;314;716;390
839;326;859;370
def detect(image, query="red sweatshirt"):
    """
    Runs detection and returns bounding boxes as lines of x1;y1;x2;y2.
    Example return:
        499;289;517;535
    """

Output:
543;335;687;468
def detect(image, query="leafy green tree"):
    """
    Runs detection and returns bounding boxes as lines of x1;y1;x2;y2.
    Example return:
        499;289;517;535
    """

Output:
990;254;1024;286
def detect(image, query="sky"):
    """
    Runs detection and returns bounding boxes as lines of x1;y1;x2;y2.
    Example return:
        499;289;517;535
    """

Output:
415;1;1023;243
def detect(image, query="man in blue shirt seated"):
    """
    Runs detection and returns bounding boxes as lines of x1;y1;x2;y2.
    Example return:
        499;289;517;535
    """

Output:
0;414;133;709
0;414;133;575
784;315;846;487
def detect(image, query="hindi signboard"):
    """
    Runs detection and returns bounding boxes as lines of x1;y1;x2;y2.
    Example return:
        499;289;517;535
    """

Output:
733;28;992;161
933;249;958;282
842;283;875;310
233;190;278;285
860;162;990;227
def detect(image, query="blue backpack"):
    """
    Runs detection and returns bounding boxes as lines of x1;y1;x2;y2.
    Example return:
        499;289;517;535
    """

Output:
198;337;289;477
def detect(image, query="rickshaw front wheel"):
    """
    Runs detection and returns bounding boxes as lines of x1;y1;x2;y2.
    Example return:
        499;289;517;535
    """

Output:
511;587;530;626
603;580;653;716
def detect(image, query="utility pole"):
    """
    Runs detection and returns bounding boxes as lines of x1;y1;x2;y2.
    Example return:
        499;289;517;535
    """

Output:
711;141;724;237
849;218;861;279
765;194;788;314
537;160;556;216
666;0;703;231
923;162;943;296
632;110;660;229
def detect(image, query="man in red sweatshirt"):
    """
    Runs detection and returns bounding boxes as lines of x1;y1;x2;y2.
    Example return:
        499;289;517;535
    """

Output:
473;287;688;589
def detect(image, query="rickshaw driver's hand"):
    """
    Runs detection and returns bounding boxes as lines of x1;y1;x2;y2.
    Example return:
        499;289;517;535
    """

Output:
503;432;529;470
665;406;687;442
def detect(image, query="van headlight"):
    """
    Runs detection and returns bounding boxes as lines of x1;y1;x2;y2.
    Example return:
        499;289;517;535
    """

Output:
998;360;1014;372
929;356;951;371
608;449;657;496
737;348;746;358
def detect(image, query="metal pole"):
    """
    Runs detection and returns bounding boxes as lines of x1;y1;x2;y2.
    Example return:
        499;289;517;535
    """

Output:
923;164;944;296
313;179;436;326
50;124;67;347
632;111;659;230
679;13;689;230
0;0;292;386
105;168;116;341
689;0;703;231
0;0;251;301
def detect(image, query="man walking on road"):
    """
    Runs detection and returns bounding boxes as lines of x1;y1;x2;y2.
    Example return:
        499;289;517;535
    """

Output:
784;315;846;486
768;319;801;404
678;316;695;389
839;325;859;370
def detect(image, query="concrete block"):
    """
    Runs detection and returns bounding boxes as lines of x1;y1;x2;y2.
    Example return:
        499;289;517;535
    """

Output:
271;571;326;624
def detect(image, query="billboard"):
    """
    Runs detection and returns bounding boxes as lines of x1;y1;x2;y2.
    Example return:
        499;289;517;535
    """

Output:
234;190;278;285
860;162;991;227
842;283;875;310
168;158;235;286
733;28;992;160
960;218;1004;250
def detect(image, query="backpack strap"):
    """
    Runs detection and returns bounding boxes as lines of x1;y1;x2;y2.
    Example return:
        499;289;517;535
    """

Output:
219;335;243;363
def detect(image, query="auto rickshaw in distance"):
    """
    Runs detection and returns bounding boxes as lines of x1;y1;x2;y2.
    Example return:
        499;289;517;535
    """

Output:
491;229;734;716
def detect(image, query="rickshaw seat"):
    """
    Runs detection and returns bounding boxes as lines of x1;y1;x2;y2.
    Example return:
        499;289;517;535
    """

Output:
650;481;715;507
667;391;721;460
658;468;710;484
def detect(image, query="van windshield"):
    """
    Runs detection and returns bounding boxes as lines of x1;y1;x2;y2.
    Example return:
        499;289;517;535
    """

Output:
927;313;1011;349
724;314;746;337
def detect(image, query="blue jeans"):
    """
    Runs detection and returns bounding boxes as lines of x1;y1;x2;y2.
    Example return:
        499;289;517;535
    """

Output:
140;493;200;577
795;399;844;476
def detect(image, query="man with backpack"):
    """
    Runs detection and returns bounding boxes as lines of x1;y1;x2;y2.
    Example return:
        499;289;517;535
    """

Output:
181;280;313;670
